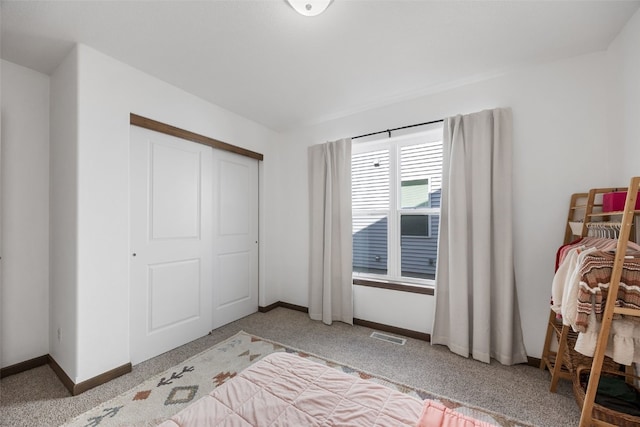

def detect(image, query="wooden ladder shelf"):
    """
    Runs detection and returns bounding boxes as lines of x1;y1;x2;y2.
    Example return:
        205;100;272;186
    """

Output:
539;192;588;392
579;176;640;427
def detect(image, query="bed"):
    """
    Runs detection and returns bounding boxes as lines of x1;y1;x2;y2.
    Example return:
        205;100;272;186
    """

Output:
158;352;493;426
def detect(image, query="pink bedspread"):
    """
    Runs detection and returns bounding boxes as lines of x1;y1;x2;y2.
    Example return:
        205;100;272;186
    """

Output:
417;400;496;427
159;352;494;426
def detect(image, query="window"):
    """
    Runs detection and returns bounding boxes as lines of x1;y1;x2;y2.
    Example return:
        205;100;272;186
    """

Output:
352;126;443;285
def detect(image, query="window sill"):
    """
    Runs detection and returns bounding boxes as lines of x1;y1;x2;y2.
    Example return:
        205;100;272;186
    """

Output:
353;278;434;296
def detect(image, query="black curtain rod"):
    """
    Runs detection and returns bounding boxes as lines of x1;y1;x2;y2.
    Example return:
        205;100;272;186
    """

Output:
351;118;444;140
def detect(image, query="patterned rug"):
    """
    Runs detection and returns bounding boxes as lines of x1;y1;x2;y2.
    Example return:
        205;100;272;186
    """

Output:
62;331;531;427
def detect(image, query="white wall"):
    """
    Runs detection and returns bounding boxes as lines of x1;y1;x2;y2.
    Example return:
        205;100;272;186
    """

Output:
276;51;616;358
49;48;79;379
607;8;640;183
6;9;640;374
1;60;50;368
50;44;280;383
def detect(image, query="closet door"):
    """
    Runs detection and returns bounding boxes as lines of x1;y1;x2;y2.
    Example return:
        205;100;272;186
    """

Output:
212;149;259;329
129;125;213;365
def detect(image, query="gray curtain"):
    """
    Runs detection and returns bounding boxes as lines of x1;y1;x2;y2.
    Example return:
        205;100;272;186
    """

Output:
432;108;528;365
308;138;353;325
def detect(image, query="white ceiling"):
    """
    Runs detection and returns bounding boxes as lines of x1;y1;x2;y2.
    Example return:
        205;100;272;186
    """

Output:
2;0;639;132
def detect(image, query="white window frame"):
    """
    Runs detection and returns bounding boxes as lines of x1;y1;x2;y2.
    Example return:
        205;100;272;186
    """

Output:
352;127;443;286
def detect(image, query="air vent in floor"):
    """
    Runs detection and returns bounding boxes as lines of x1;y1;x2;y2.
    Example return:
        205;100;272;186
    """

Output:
370;331;406;345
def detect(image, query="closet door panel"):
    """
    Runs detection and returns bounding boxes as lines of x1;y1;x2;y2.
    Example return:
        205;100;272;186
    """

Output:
212;150;259;329
150;143;201;239
218;252;251;304
129;125;213;365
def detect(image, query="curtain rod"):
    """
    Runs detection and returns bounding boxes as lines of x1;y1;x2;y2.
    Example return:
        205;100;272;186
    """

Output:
351;118;444;140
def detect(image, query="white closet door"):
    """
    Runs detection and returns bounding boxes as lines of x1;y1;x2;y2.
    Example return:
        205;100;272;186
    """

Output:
212;149;259;329
129;125;213;365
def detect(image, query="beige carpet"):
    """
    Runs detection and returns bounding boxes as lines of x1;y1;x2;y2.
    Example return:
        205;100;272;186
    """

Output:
62;331;532;427
0;308;581;427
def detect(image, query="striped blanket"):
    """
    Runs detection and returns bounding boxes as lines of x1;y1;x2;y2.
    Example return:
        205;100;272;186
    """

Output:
575;250;640;333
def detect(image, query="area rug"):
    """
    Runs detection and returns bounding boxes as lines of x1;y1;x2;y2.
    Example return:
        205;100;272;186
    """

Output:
62;331;531;427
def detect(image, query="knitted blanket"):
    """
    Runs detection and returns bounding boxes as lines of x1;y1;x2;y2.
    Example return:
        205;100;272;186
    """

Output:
576;250;640;333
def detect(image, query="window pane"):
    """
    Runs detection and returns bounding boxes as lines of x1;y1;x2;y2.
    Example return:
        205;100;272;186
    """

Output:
353;215;387;275
401;214;429;237
401;214;438;280
401;179;428;209
351;131;443;284
400;142;443;209
352;149;389;211
400;144;428;209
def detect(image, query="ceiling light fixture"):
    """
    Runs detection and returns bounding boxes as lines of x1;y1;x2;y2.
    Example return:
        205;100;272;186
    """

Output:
286;0;333;17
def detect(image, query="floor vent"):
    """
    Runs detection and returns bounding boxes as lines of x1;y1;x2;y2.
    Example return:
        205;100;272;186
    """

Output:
370;332;406;345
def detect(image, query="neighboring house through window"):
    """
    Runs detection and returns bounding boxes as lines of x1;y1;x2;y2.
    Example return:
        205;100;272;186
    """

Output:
352;125;443;286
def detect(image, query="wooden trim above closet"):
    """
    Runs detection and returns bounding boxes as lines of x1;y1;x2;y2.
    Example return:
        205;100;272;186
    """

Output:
130;113;264;161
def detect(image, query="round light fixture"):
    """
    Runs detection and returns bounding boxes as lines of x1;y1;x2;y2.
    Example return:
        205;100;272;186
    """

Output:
286;0;333;17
